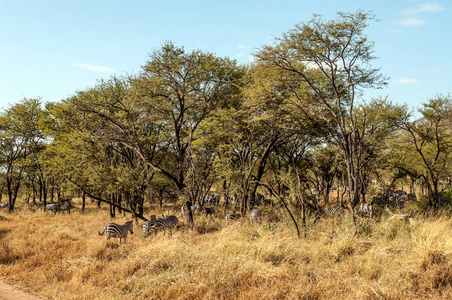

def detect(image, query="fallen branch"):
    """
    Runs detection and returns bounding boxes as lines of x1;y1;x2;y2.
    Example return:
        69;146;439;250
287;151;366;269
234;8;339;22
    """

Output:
385;205;413;223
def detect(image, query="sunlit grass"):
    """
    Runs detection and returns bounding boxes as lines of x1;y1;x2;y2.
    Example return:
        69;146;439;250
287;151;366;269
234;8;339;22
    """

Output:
1;199;452;299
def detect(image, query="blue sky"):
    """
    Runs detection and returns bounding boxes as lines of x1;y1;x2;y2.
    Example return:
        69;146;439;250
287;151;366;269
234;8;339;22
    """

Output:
0;0;450;111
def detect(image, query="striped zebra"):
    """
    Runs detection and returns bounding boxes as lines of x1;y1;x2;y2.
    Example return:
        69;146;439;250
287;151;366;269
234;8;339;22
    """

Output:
58;203;71;214
0;203;9;208
191;203;203;213
99;221;134;244
359;202;373;218
143;215;161;238
388;196;405;210
313;207;344;224
250;209;262;223
181;204;203;215
143;215;178;238
46;203;58;213
225;213;242;223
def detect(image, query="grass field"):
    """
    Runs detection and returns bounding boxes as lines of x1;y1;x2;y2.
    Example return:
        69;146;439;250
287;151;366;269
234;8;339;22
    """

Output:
1;199;452;299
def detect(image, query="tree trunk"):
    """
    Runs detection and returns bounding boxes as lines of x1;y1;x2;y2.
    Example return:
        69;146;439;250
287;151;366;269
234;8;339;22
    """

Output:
82;191;86;212
297;171;307;238
278;193;300;238
185;201;194;227
110;194;116;218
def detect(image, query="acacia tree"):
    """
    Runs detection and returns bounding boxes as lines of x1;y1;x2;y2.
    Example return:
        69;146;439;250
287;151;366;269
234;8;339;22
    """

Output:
64;43;244;225
45;91;155;221
0;98;46;212
393;95;452;208
207;63;321;215
257;10;389;216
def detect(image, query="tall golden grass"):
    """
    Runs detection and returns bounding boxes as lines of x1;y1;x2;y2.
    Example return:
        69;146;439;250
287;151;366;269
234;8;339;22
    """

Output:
1;200;452;299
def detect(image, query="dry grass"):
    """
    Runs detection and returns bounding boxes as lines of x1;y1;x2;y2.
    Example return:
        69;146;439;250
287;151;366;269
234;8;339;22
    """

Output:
1;200;452;299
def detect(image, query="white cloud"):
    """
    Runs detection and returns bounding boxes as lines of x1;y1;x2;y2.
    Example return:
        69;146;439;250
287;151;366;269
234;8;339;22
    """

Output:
70;64;113;72
237;44;247;49
397;18;427;26
405;3;445;14
395;78;421;84
234;51;254;63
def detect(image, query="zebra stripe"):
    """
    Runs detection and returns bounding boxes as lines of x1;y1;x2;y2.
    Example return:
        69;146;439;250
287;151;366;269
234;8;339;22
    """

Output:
225;213;242;223
359;203;373;218
250;209;262;223
180;204;203;215
58;203;71;214
46;204;58;213
313;207;344;224
388;196;405;209
0;203;9;208
99;221;134;244
191;204;202;213
144;215;178;238
143;215;162;238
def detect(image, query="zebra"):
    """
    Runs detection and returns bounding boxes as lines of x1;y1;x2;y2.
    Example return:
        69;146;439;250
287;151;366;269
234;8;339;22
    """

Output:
205;194;221;206
359;202;373;218
371;195;404;209
371;196;385;208
0;203;9;208
191;203;203;213
204;207;215;217
388;196;405;210
58;202;71;214
99;221;134;244
180;203;203;216
153;216;179;237
250;208;262;223
46;203;58;213
143;215;161;238
407;193;417;201
225;213;242;223
144;215;178;238
313;207;344;224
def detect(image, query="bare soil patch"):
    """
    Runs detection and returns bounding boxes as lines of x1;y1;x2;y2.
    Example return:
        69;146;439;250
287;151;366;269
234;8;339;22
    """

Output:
0;279;46;300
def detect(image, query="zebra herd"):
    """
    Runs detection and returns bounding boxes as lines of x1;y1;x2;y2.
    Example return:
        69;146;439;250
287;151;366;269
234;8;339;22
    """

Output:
44;202;71;214
0;200;72;212
27;200;72;214
97;190;418;244
312;190;417;224
371;190;416;210
99;208;264;245
100;190;413;245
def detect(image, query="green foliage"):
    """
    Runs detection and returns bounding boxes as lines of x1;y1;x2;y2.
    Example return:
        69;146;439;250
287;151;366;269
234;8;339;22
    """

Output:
416;190;452;212
392;95;452;207
2;11;452;221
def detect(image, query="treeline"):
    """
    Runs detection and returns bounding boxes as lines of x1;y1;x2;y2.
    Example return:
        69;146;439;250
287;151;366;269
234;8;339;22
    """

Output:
0;10;451;225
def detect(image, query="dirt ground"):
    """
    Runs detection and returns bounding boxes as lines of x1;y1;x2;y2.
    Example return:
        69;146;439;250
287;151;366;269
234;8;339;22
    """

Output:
0;279;46;300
